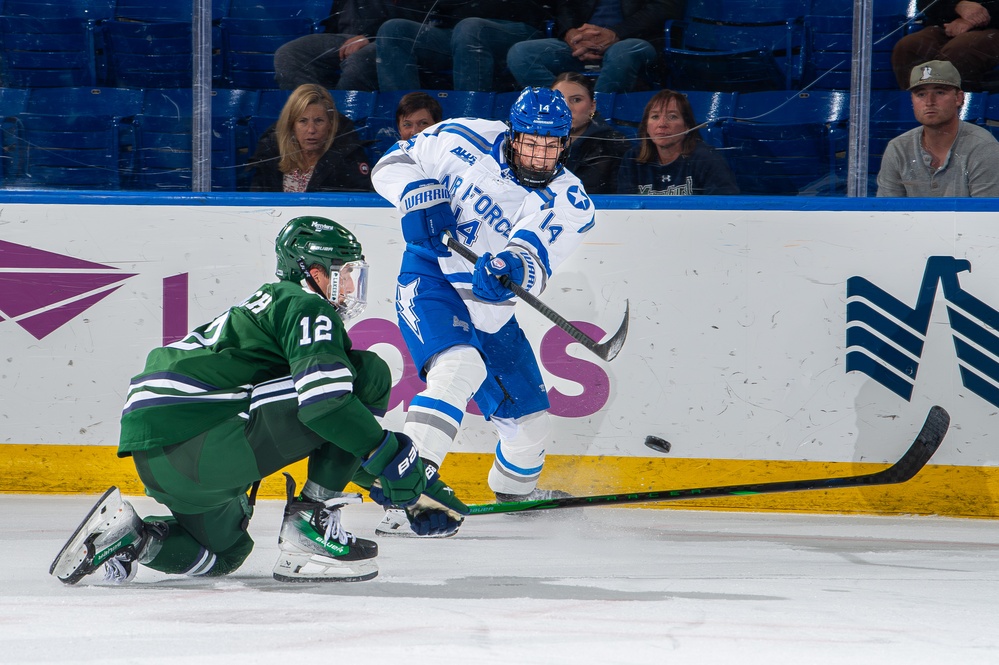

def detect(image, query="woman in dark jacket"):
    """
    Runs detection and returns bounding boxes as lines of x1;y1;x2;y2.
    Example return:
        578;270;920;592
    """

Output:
249;83;372;192
617;89;738;195
551;71;631;193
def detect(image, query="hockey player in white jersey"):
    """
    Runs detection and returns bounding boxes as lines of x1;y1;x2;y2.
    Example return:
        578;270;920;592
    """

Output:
370;87;595;536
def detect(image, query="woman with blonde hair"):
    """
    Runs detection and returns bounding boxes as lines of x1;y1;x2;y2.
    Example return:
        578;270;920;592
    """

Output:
617;89;738;195
250;84;372;192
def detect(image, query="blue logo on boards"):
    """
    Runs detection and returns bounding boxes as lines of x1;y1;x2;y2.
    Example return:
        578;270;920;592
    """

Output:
846;256;999;406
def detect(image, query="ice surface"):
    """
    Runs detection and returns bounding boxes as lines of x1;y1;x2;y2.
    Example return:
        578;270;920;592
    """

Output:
3;494;998;664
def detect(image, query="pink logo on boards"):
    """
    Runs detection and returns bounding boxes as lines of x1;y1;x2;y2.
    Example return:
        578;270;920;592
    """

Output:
0;240;137;340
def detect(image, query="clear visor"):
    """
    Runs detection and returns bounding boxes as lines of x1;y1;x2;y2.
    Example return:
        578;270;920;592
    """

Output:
330;259;369;321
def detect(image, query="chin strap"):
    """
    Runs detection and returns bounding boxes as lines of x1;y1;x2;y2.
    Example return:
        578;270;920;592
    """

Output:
297;257;332;304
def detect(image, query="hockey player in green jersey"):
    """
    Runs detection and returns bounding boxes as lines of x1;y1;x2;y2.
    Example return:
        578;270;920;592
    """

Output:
50;216;467;586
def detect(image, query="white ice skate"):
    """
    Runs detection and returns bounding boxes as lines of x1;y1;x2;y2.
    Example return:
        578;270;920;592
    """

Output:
272;474;378;583
49;486;160;585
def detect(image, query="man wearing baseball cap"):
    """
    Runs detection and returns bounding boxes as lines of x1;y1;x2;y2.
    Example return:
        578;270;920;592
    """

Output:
877;59;999;196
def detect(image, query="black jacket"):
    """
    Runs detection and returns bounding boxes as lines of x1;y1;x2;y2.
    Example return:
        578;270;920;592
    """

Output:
248;114;372;192
554;0;686;45
564;114;632;194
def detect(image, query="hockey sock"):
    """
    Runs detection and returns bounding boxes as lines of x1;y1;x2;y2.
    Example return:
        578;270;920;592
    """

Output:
404;345;486;466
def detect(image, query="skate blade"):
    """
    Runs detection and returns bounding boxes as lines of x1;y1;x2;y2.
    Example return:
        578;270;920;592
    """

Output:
49;487;121;585
272;552;378;583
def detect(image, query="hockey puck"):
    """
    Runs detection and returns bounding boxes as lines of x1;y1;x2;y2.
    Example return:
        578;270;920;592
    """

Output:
644;435;671;454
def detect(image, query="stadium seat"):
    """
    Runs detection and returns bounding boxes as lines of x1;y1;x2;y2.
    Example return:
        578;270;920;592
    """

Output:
609;90;736;148
132;88;258;191
219;0;331;89
681;0;810;25
0;88;29;185
803;14;914;90
8;87;142;189
721;90;850;195
663;0;807;92
0;1;115;88
102;0;226;88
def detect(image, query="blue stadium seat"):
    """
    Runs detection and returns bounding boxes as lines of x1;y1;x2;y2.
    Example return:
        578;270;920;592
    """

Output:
664;21;806;92
664;0;808;93
803;14;914;90
102;0;226;88
132;88;258;191
219;0;331;89
983;94;999;139
0;87;29;185
592;92;615;125
9;87;142;189
682;0;810;24
721;90;850;195
0;1;115;87
430;91;496;120
609;90;736;148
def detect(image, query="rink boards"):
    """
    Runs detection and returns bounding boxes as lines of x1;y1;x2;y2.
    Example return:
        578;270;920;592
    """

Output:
2;193;998;517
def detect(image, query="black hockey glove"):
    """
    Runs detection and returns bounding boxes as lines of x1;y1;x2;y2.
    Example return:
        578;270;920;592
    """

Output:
361;431;426;507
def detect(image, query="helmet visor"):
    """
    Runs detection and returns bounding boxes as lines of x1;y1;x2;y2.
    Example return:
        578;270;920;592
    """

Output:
331;259;369;321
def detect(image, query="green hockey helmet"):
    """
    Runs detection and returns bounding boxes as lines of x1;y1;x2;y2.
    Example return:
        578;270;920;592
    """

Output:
274;216;369;320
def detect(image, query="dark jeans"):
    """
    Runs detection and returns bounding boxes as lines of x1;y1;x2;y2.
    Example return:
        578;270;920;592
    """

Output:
376;17;540;91
274;34;378;91
507;37;657;94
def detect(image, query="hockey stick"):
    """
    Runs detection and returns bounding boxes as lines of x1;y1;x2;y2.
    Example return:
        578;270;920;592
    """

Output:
467;405;950;515
444;233;629;361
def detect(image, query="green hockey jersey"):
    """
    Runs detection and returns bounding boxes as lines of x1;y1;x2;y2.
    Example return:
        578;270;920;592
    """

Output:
119;280;384;456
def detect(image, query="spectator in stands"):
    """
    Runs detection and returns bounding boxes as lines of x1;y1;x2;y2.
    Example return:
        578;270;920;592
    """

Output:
273;0;412;91
877;60;999;197
551;71;630;193
617;90;738;195
507;0;684;94
891;1;999;91
249;84;372;192
375;1;550;91
397;92;444;141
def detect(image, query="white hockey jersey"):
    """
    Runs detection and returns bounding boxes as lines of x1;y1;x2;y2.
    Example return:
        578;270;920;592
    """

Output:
371;118;596;334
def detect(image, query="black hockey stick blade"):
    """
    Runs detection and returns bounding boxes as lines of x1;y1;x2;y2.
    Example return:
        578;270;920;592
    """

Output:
467;406;949;515
444;233;628;361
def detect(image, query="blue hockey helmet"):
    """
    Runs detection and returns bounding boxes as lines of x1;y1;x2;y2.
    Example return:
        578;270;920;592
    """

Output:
506;87;572;188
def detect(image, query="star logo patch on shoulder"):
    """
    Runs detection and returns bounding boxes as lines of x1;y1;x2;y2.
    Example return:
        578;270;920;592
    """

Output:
566;185;591;211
